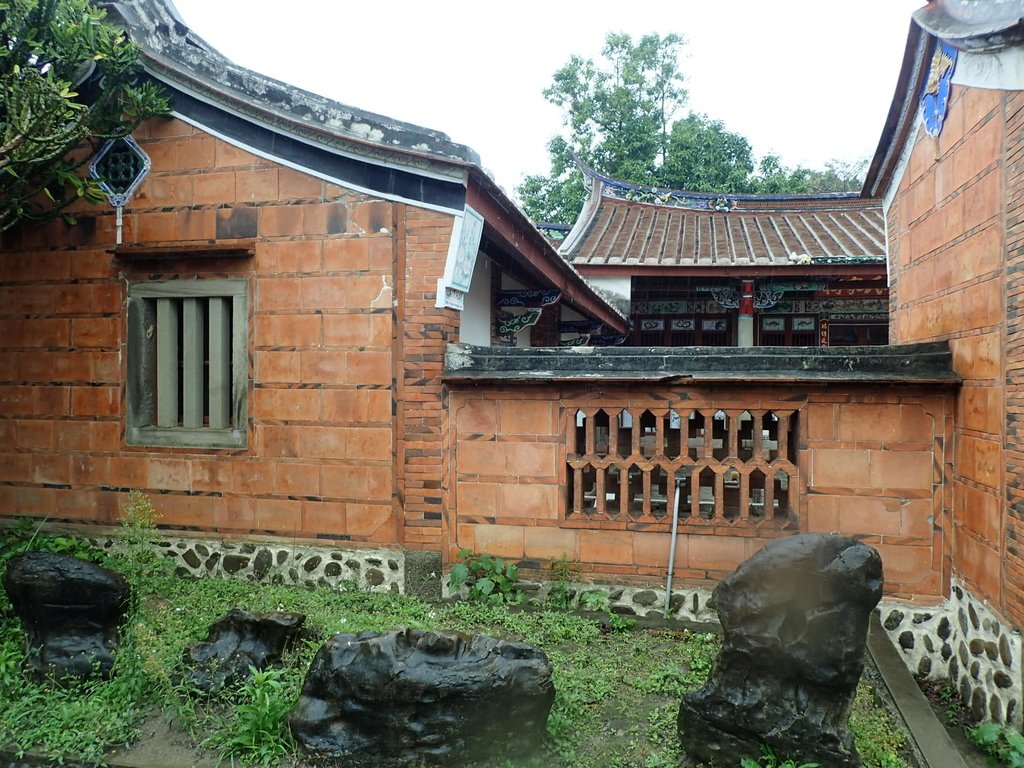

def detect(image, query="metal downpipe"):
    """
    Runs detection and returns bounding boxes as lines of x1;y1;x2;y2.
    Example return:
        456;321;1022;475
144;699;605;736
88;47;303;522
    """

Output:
664;476;682;618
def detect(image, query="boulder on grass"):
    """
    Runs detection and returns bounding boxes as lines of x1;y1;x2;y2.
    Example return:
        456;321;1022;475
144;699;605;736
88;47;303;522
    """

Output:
290;627;554;767
678;533;883;768
2;551;130;680
183;607;306;692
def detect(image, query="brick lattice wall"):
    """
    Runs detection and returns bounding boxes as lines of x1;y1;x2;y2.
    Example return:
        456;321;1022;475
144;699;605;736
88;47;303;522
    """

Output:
448;384;952;598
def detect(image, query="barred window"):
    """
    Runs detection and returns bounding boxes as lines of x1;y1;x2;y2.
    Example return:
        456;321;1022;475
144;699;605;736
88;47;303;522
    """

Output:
127;279;248;448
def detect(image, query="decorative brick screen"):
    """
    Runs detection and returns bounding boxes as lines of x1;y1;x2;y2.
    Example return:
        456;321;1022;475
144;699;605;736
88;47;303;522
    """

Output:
566;407;799;530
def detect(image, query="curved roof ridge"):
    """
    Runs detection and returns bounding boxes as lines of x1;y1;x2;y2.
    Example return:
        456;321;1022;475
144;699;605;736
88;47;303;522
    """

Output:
576;159;869;210
100;0;481;170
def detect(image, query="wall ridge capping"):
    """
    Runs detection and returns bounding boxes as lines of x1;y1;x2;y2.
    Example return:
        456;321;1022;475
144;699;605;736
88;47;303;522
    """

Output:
443;342;961;385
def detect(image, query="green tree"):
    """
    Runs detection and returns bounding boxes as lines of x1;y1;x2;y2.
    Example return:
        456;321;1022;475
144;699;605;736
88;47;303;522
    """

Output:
518;31;686;223
661;113;756;194
518;32;866;223
802;157;870;194
751;153;813;194
0;0;167;231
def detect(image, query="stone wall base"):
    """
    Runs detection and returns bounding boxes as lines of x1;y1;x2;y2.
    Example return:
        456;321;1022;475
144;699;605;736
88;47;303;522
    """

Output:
878;580;1023;727
443;576;718;623
83;531;406;595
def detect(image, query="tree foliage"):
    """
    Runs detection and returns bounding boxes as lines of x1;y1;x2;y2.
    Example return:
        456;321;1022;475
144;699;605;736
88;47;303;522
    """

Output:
518;32;866;224
0;0;168;231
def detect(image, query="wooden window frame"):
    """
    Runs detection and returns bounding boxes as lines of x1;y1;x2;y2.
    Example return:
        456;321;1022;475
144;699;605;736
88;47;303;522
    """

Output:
126;279;248;449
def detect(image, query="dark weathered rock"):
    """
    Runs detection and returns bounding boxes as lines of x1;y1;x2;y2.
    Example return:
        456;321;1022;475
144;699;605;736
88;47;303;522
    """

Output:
678;534;883;768
183;608;305;692
2;551;131;680
290;627;554;767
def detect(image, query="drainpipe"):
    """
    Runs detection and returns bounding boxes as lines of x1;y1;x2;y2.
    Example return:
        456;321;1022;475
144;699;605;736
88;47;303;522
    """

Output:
664;477;683;618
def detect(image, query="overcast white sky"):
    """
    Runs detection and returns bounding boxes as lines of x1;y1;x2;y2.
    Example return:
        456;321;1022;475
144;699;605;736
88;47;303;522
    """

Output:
169;0;924;195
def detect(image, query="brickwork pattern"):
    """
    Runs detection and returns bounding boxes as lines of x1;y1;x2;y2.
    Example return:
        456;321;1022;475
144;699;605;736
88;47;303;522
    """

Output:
888;85;1008;610
1004;91;1024;627
397;207;458;552
0;117;413;545
448;384;952;596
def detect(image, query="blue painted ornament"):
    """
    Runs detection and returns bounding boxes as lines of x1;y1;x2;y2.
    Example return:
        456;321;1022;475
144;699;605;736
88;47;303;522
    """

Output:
921;40;957;138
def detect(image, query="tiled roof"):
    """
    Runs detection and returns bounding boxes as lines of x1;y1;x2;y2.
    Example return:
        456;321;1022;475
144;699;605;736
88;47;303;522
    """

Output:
564;193;887;268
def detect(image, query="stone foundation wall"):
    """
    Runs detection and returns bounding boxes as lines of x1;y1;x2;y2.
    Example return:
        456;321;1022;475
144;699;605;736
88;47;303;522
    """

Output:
85;533;405;594
879;580;1023;727
443;578;718;624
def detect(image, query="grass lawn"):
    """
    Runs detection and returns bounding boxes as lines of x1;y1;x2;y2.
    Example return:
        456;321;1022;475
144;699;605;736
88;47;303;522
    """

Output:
0;523;913;768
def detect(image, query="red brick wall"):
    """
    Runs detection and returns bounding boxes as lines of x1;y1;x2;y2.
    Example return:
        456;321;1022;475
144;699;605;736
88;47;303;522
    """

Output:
1003;91;1024;625
888;85;1010;613
0;116;454;548
447;384;952;599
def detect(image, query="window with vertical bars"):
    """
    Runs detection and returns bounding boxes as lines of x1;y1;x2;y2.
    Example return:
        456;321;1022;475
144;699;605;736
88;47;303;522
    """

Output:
126;279;248;448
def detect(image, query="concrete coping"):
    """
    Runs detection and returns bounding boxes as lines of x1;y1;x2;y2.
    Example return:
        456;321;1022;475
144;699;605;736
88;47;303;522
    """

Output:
443;341;961;385
868;614;969;768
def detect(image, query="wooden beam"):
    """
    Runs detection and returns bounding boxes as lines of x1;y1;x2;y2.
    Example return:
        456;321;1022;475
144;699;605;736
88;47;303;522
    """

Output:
110;241;255;258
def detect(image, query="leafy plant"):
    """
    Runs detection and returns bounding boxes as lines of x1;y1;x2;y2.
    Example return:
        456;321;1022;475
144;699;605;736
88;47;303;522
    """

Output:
968;722;1024;768
607;612;637;633
447;549;523;604
547;555;580;610
938;683;961;724
205;666;295;767
0;636;23;690
0;516;102;568
114;490;166;576
677;631;718;688
1;0;169;231
740;745;819;768
579;589;610;613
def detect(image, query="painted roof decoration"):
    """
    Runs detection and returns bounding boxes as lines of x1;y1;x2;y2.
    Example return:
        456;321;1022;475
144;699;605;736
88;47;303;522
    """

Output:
561;168;886;269
921;40;957;137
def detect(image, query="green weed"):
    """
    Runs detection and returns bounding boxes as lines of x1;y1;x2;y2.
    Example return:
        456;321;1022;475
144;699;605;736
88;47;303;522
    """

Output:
205;666;296;767
547;555;580;610
850;681;910;768
740;745;819;768
967;721;1024;767
448;549;524;604
579;589;610;612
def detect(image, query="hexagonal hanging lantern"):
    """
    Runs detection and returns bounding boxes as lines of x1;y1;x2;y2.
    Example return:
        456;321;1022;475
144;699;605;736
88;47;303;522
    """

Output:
89;135;151;207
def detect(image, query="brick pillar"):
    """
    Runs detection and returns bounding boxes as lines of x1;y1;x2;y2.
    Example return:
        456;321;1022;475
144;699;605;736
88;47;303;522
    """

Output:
396;205;458;552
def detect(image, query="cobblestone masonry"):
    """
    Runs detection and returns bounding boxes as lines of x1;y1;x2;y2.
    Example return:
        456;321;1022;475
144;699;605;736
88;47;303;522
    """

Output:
879;579;1023;727
443;578;718;623
84;534;405;594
